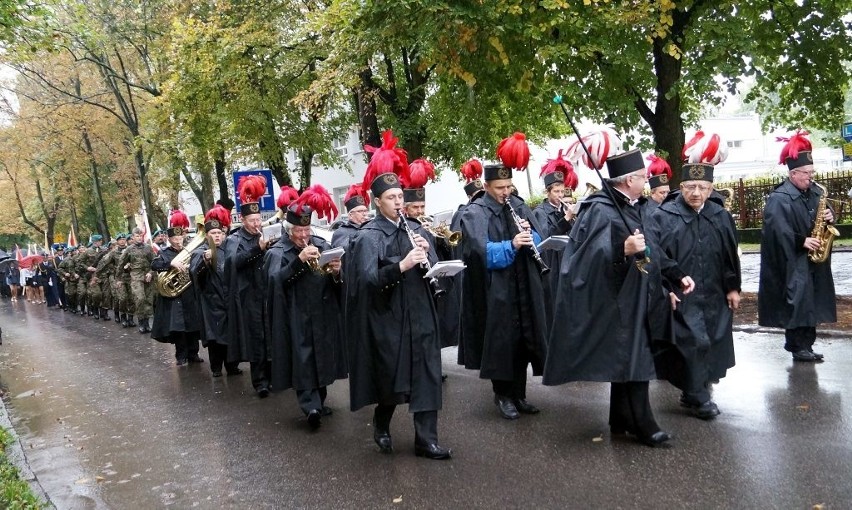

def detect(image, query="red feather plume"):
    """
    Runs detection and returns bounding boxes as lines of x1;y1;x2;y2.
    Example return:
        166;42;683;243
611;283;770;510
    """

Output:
169;210;190;229
344;183;369;204
295;184;339;221
497;132;530;170
276;185;300;209
361;130;410;190
646;154;673;178
777;130;812;164
460;158;483;183
540;150;578;190
405;158;436;188
237;174;267;204
204;204;232;230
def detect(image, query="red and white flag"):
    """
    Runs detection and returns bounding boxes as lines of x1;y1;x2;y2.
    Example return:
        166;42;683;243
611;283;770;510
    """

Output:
67;225;78;248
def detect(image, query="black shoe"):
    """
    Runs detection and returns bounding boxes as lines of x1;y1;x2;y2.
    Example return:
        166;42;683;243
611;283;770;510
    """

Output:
188;356;204;363
610;425;635;436
414;443;452;460
692;401;721;420
441;374;448;382
321;406;333;416
176;359;188;366
113;311;121;323
373;429;393;454
126;315;136;328
809;348;825;360
211;370;223;377
227;368;244;376
257;387;270;399
494;395;520;420
93;312;101;321
514;398;540;414
307;409;322;430
792;350;818;362
637;430;671;447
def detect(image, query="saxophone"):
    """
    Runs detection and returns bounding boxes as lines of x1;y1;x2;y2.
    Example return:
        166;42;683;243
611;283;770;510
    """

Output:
808;182;839;264
156;229;207;298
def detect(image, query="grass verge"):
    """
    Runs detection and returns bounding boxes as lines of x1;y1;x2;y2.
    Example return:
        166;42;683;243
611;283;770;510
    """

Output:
0;426;45;509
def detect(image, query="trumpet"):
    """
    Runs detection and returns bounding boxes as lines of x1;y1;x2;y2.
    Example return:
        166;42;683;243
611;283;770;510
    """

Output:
398;209;445;299
564;182;600;205
505;200;550;276
418;215;462;247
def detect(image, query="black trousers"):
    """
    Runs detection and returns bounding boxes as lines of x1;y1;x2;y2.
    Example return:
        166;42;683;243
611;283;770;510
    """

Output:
784;327;817;353
609;382;661;438
174;333;200;362
374;404;438;445
491;347;530;399
297;387;328;415
250;360;271;391
208;343;240;374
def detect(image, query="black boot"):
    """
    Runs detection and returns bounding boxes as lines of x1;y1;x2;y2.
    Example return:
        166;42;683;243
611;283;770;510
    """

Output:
101;308;110;321
138;317;150;334
93;307;101;320
113;309;121;323
126;314;136;328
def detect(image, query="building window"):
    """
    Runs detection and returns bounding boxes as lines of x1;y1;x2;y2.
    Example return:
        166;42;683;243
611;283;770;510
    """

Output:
727;140;743;148
333;136;349;156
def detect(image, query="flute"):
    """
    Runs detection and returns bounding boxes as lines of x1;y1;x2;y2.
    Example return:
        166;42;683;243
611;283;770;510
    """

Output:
397;209;446;299
505;200;550;276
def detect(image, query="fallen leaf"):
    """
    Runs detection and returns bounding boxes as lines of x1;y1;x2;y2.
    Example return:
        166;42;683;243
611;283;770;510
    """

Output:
393;496;403;504
95;476;105;483
75;479;90;485
796;403;810;411
592;436;604;443
813;504;825;510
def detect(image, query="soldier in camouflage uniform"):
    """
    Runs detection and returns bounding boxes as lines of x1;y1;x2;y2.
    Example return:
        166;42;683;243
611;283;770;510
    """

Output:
58;247;78;312
113;234;134;326
95;237;123;321
76;235;103;316
107;234;128;323
119;228;155;333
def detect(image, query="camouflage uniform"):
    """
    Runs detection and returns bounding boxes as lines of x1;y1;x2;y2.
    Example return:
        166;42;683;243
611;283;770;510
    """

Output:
95;244;119;320
58;253;78;312
119;241;155;320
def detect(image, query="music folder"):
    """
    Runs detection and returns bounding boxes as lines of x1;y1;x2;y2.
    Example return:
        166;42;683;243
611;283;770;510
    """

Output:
536;235;571;252
318;247;345;266
424;260;466;279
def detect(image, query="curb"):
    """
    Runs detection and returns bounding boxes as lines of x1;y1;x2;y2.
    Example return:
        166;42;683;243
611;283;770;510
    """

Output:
734;324;849;338
0;393;55;508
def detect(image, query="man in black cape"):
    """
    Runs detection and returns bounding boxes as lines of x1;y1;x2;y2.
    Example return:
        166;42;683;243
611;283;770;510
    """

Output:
265;203;347;430
647;163;741;419
150;222;202;365
459;164;548;421
543;149;670;447
345;171;451;460
223;196;274;397
330;185;369;252
190;206;242;377
532;168;576;337
759;136;836;361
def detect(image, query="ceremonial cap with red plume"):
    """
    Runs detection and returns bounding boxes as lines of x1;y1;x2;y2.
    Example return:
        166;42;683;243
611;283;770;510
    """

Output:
287;184;338;226
646;154;673;189
777;130;813;170
461;158;484;198
489;132;530;180
683;131;729;165
566;128;622;171
276;186;300;210
344;183;369;211
204;204;232;233
540;149;578;190
362;130;410;198
237;174;267;216
167;209;190;237
403;158;436;203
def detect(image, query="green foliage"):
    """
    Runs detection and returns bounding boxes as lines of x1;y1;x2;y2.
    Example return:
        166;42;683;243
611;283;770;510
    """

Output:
0;426;46;510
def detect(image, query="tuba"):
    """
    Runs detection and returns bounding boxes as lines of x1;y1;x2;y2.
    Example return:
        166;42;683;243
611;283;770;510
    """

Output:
419;215;462;247
808;181;839;264
156;228;207;298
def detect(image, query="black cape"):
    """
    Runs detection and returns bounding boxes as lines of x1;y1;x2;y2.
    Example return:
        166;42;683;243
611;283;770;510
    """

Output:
532;200;573;336
345;215;442;413
189;240;229;347
758;180;836;328
647;194;741;388
150;246;201;342
330;220;360;252
265;234;347;392
543;191;663;385
223;227;268;363
458;193;548;379
433;207;465;348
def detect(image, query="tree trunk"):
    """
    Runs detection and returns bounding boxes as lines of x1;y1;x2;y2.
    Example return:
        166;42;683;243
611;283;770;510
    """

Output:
356;68;381;158
81;129;111;240
298;150;314;190
214;150;230;202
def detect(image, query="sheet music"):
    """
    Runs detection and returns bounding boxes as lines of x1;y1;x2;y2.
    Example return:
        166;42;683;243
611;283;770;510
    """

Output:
423;259;466;279
318;247;345;266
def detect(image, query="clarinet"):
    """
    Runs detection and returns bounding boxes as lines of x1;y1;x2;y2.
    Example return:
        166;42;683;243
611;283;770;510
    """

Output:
397;209;446;299
505;200;551;276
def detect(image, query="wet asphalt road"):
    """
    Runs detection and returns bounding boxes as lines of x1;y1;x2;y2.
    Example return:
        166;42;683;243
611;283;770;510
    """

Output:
2;253;852;510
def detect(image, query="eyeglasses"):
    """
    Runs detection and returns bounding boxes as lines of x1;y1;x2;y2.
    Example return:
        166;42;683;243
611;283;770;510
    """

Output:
792;169;815;177
681;184;712;192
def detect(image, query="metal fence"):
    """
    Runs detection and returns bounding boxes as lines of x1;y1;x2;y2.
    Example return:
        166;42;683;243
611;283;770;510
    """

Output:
716;170;852;229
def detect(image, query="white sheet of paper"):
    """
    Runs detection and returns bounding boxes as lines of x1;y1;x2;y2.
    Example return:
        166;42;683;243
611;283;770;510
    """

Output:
536;235;571;252
430;210;454;225
424;259;466;279
318;247;345;266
